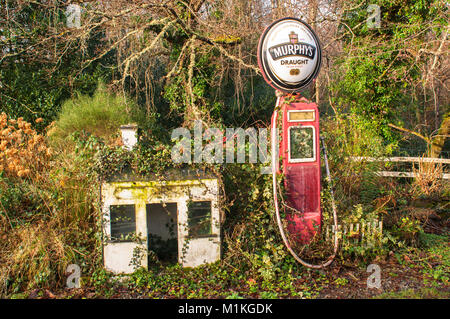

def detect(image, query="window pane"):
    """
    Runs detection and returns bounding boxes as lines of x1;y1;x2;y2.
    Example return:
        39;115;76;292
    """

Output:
290;127;314;160
187;201;212;237
110;205;136;241
289;111;314;121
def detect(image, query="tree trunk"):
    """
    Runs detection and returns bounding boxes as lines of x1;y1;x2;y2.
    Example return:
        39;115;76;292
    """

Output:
430;115;449;158
308;0;319;103
389;114;449;158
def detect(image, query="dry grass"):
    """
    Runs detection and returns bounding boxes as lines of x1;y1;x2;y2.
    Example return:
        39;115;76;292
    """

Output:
412;156;446;197
0;222;74;295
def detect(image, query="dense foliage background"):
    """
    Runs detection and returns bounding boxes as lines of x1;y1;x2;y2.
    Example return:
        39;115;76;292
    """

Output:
0;0;448;298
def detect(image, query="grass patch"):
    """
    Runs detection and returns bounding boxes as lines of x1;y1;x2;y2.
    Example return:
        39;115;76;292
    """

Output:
49;82;133;144
374;287;450;299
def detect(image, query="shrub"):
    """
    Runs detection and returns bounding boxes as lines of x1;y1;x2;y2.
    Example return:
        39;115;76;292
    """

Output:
0;128;102;296
0;113;51;179
412;157;446;198
321;114;397;210
49;83;133;144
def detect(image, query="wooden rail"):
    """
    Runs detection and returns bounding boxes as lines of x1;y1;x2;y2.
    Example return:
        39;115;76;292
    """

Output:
351;156;450;164
350;156;450;179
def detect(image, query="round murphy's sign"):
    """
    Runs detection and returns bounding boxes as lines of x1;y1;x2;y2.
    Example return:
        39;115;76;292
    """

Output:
257;17;322;93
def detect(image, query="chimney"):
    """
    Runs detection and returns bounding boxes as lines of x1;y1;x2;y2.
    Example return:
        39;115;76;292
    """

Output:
120;124;138;151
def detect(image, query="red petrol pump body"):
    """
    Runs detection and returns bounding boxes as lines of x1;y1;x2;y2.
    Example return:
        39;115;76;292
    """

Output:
275;96;321;244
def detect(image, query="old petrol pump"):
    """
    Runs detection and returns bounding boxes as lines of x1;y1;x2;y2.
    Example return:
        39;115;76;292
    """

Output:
258;17;338;268
277;97;321;244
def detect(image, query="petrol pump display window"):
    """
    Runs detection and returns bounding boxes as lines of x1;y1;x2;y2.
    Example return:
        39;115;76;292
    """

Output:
187;201;212;238
110;204;136;241
289;126;315;162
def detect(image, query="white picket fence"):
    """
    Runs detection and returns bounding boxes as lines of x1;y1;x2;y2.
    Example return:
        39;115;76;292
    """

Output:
350;156;450;179
325;220;383;244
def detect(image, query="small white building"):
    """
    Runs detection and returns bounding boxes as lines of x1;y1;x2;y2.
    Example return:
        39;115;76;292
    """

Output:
101;125;221;274
101;171;221;274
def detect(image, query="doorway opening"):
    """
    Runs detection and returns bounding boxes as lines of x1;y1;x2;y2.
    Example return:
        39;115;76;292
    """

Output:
146;203;178;264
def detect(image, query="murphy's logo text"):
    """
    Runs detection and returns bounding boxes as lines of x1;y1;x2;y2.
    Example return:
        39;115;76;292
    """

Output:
268;31;315;60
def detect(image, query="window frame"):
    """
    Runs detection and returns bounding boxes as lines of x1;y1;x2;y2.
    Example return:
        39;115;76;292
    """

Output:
109;204;137;242
287;109;315;122
186;201;214;239
287;125;316;163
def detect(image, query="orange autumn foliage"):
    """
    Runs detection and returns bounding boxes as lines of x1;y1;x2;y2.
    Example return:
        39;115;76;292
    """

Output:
0;112;52;179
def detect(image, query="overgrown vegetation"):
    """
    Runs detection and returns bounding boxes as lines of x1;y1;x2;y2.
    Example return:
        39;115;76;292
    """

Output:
0;115;103;295
0;0;448;299
49;83;133;144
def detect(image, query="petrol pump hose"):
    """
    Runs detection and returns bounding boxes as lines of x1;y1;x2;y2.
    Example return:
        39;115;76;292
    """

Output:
271;97;339;269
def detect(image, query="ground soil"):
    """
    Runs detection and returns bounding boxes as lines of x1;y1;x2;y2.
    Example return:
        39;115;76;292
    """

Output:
318;256;449;298
27;252;448;300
